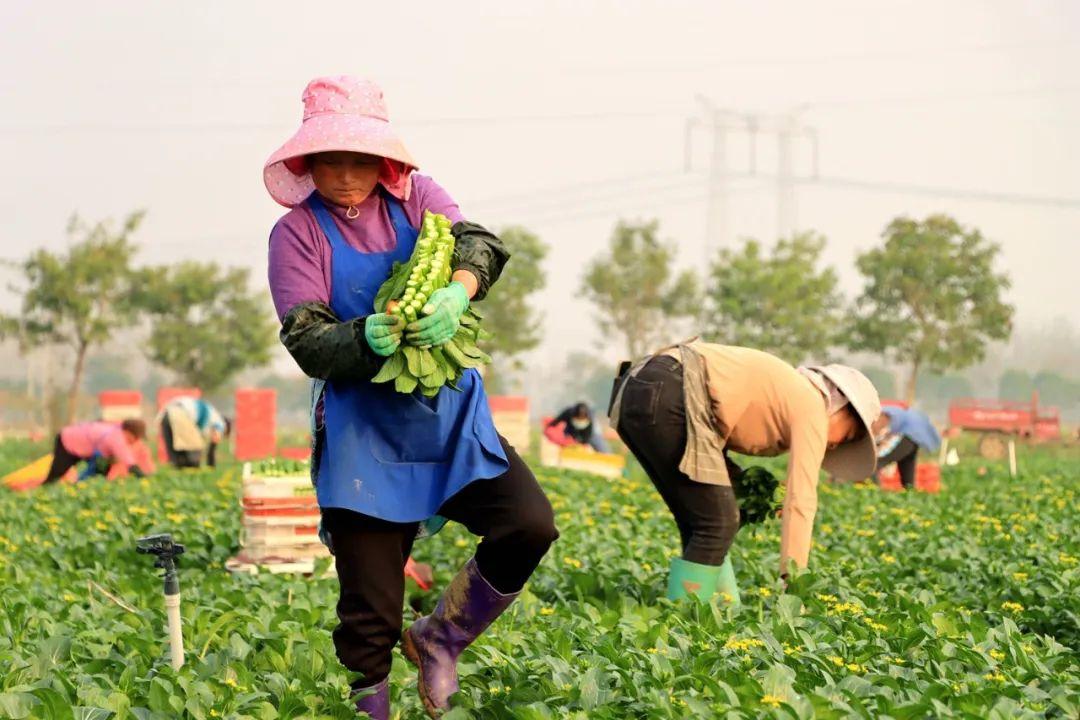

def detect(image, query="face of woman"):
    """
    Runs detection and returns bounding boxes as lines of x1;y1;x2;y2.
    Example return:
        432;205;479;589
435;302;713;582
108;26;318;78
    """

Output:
826;407;862;450
309;151;382;207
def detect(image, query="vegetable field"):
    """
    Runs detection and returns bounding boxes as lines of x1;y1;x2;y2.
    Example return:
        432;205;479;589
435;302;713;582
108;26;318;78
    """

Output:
1;444;1078;719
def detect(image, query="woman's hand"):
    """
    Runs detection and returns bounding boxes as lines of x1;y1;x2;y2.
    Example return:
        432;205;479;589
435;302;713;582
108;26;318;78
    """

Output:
405;281;469;347
364;313;404;356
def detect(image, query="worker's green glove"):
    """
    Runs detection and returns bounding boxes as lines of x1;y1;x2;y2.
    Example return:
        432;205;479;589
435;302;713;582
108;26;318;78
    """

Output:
364;313;404;357
405;281;469;347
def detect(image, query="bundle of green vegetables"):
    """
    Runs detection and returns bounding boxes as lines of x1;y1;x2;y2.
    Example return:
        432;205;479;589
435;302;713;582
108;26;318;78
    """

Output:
731;465;783;525
371;211;491;396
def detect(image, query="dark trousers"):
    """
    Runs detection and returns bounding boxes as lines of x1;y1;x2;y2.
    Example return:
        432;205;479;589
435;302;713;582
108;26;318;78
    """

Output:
43;434;81;484
615;355;740;566
321;436;557;684
879;436;919;489
160;415;203;468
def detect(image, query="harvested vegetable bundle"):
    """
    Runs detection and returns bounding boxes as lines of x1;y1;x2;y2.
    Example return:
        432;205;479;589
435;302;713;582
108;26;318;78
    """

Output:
731;465;782;525
371;211;492;396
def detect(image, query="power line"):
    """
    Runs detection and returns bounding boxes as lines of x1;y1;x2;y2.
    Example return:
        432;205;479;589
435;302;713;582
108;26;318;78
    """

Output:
797;176;1080;209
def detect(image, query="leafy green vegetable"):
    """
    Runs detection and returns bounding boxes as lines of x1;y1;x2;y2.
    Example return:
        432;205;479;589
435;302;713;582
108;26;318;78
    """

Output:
370;211;493;396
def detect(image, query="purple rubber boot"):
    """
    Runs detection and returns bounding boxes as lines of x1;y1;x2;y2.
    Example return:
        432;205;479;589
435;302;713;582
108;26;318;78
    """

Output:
352;677;389;719
402;558;519;717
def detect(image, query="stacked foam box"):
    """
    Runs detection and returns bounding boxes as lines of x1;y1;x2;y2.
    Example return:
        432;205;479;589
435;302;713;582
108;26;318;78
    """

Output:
98;390;143;423
234;463;328;571
234;388;277;461
488;395;531;453
156;387;201;462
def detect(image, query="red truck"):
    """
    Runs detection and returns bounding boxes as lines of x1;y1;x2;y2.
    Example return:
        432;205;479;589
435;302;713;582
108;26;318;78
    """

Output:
948;392;1061;459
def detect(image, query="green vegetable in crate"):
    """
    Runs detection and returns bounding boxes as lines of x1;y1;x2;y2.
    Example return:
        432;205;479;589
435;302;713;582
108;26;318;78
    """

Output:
370;211;493;395
730;465;782;525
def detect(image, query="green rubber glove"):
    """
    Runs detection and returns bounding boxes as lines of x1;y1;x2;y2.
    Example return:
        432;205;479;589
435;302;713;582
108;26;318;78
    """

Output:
405;281;469;347
364;313;404;357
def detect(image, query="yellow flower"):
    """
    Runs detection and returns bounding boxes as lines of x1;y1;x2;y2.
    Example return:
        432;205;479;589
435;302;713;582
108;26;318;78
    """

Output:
166;512;186;523
845;662;864;673
94;521;109;531
881;554;897;564
719;591;734;604
539;607;555;616
1012;572;1028;582
990;649;1005;661
891;657;905;664
641;563;652;572
761;694;783;708
128;506;148;516
724;637;766;652
455;538;469;548
828;655;845;667
1000;601;1024;614
647;647;659;654
758;586;772;597
983;672;1006;683
223;677;238;688
63;593;77;602
562;556;582;569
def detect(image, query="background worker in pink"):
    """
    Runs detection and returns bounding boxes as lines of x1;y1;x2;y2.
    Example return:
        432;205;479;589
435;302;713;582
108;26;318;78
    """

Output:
42;419;149;484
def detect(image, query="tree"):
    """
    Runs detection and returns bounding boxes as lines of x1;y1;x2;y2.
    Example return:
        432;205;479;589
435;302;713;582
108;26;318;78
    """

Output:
133;262;276;393
475;226;548;394
847;214;1014;403
998;369;1034;401
580;220;699;359
1032;371;1080;414
859;366;897;400
702;232;841;364
1;211;144;423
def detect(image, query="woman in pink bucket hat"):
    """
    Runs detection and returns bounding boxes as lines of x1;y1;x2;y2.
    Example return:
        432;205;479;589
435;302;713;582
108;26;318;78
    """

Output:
266;76;557;719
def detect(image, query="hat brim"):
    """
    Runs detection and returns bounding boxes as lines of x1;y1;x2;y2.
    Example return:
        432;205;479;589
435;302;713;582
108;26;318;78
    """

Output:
263;114;417;208
813;367;880;481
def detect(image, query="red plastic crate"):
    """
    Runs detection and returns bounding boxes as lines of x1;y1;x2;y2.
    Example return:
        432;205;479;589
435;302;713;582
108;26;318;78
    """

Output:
488;395;529;414
235;388;277;461
99;390;142;407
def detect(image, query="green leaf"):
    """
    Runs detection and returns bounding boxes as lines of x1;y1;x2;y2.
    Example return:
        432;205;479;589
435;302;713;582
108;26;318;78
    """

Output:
371;352;405;384
395;371;419;394
402;345;422;377
417;349;436;377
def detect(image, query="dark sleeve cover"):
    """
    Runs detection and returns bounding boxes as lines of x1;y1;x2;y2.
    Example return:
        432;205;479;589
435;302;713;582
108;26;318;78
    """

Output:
279;301;383;382
451;221;510;301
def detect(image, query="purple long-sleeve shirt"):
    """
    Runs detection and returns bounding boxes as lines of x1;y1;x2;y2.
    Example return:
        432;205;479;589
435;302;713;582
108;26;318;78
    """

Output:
267;174;465;321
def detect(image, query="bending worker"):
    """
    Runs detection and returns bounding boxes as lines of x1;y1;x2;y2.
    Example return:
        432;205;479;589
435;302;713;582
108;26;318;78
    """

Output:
874;405;940;490
609;340;881;602
43;418;149;484
157;396;231;468
544;402;609;452
265;76;557;719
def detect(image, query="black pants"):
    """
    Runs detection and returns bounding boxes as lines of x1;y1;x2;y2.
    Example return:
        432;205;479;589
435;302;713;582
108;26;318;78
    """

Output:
43;434;81;484
614;355;740;566
879;436;919;489
321;436;557;684
160;415;203;468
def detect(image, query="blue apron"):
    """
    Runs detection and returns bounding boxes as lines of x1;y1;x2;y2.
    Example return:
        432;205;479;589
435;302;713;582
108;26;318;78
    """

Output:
308;192;508;524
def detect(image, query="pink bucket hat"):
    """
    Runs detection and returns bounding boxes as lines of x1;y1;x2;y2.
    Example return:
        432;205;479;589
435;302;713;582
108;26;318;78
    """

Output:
263;76;417;208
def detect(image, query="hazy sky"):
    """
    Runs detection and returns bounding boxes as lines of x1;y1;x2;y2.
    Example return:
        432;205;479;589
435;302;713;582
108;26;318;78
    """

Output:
2;0;1077;379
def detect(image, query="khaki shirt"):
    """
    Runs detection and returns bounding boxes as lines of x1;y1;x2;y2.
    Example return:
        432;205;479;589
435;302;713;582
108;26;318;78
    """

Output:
683;341;829;574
